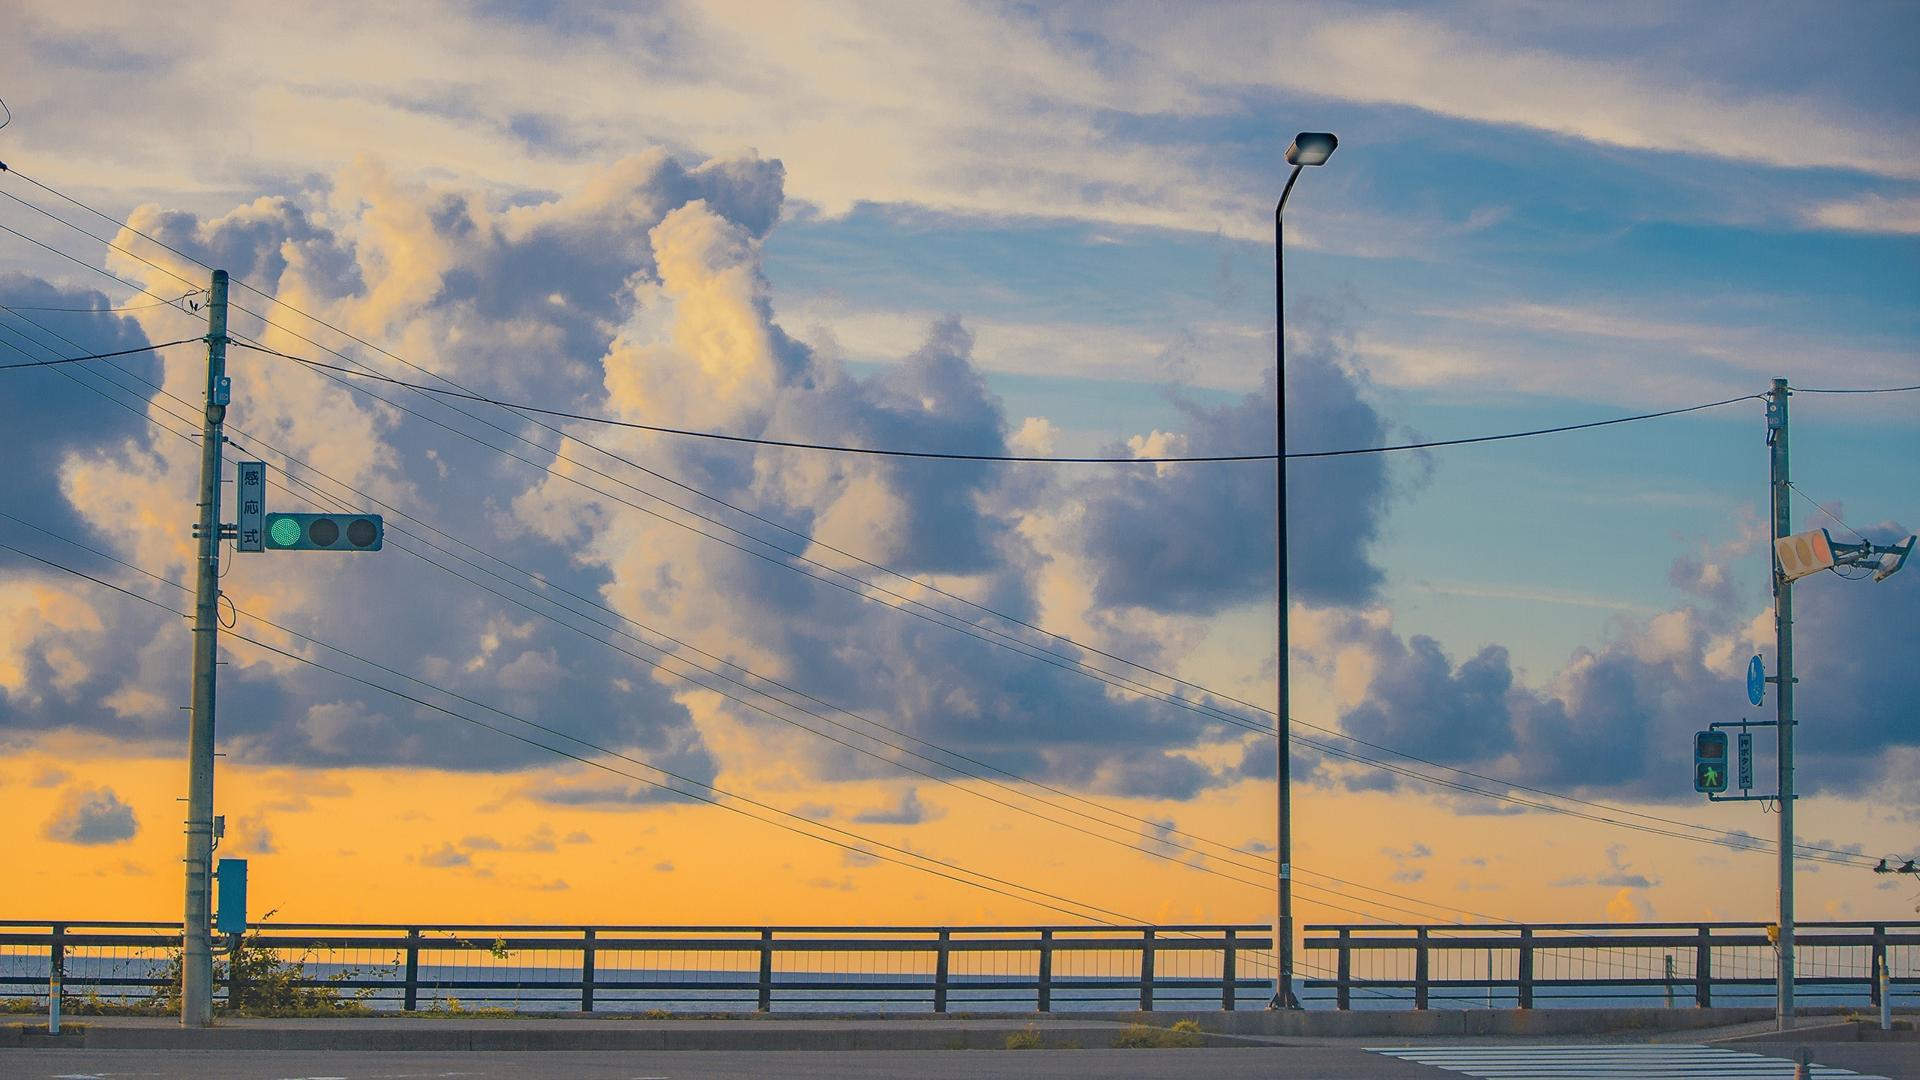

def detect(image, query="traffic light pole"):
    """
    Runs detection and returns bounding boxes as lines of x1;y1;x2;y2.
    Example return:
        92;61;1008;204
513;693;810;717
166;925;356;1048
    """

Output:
1767;377;1796;1031
182;269;229;1027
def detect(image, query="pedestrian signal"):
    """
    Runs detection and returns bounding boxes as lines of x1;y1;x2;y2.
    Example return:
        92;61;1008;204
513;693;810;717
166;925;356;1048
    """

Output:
264;513;383;552
1693;730;1729;794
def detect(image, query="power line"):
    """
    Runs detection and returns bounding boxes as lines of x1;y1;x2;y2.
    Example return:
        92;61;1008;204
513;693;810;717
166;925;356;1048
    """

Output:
1792;383;1920;395
3;289;201;312
0;337;200;370
1287;394;1764;458
231;340;1273;462
233;340;1767;464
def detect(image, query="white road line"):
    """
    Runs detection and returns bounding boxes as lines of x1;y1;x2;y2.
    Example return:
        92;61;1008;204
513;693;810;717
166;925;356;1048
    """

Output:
1368;1044;1888;1079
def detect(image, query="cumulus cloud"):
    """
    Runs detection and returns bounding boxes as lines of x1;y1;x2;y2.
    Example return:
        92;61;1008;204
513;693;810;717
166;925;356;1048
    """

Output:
1072;336;1393;614
0;143;1403;817
1316;520;1918;798
42;785;138;845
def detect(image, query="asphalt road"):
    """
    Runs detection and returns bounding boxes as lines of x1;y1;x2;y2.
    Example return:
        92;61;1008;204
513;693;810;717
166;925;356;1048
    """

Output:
4;1046;1430;1079
1;1042;1913;1079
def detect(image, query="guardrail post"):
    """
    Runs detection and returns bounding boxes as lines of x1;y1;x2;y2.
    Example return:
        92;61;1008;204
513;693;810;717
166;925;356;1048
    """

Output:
1693;926;1711;1008
1335;928;1352;1010
757;930;774;1012
49;923;66;995
1868;925;1886;1008
1038;929;1053;1013
1413;927;1430;1010
402;928;421;1011
225;930;244;1011
1221;928;1237;1011
933;930;951;1013
1517;927;1534;1010
1139;929;1156;1011
49;923;65;1032
580;929;596;1013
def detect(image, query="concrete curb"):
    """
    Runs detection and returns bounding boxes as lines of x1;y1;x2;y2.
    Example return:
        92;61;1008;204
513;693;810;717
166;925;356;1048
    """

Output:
3;1020;1262;1052
1715;1020;1917;1045
1144;1006;1783;1038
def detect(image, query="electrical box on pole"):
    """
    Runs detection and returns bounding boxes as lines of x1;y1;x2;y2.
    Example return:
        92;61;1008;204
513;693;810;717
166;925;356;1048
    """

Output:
215;858;247;936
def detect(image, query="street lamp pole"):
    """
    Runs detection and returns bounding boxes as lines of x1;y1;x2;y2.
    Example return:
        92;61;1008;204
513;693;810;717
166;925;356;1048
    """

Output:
1271;131;1335;1011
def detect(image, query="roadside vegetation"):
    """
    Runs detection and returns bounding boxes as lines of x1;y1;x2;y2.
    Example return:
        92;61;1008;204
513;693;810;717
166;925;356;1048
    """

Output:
1113;1018;1205;1048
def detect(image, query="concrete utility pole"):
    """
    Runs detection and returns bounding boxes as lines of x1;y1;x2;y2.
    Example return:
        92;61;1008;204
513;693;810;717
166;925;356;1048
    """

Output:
182;269;229;1027
1767;376;1797;1030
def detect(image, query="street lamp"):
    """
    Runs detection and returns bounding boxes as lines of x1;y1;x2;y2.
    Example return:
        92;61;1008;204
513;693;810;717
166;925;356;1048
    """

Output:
1272;130;1336;1010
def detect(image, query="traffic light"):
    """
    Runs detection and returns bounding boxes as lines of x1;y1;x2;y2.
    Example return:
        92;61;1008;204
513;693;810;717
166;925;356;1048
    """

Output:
1693;730;1729;794
264;512;383;552
1774;528;1835;582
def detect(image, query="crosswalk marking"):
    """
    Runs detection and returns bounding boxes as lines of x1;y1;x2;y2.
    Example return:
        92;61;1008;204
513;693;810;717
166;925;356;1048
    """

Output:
1367;1044;1888;1079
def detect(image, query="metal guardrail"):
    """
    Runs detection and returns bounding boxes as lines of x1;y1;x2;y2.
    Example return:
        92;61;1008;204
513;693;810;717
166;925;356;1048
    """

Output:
0;922;1273;1013
5;919;1914;1012
1302;921;1920;1010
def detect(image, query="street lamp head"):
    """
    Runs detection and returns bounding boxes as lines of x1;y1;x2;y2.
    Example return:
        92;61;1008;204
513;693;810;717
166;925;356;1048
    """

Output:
1285;132;1338;166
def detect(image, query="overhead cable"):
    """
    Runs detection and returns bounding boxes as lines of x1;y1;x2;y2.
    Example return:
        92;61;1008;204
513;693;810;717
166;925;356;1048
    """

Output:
233;340;1764;464
0;337;200;370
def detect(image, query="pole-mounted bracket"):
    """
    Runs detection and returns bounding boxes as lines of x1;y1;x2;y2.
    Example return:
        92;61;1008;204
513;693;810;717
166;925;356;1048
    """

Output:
190;523;239;540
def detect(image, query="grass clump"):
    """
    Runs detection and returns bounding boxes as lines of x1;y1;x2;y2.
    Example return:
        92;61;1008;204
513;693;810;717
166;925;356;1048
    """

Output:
1113;1019;1204;1049
1;994;169;1017
413;996;516;1018
1005;1023;1044;1050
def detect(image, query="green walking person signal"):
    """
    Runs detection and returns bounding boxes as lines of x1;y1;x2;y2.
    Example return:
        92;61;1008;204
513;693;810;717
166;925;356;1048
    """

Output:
1693;730;1729;794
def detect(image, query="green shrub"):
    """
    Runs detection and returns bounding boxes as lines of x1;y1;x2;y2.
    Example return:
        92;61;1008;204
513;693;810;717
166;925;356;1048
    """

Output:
147;934;374;1017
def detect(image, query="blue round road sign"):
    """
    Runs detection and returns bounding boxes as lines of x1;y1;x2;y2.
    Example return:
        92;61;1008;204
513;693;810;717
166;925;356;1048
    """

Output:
1746;655;1765;707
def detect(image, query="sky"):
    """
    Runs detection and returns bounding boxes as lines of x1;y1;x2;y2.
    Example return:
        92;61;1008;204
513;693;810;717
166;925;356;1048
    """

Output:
0;1;1916;940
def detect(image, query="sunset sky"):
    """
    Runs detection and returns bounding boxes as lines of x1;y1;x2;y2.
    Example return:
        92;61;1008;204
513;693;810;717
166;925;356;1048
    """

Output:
1;2;1915;942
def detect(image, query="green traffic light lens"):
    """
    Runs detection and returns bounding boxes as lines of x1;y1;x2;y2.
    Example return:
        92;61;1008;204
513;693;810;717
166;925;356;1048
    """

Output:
268;518;301;547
